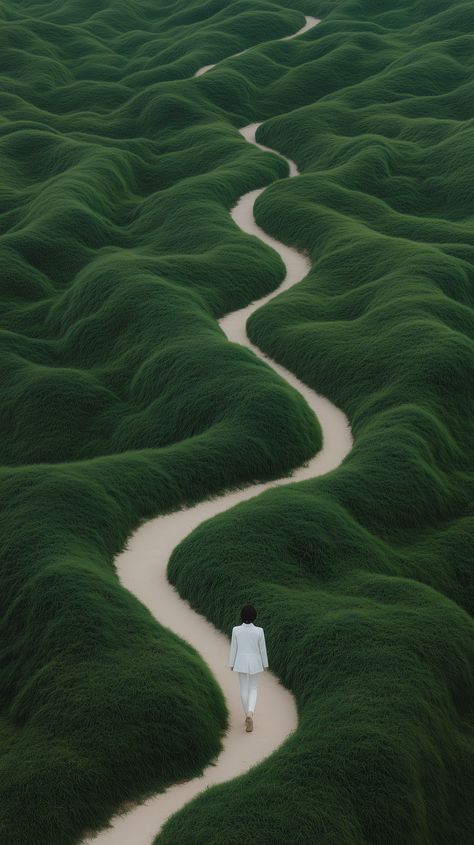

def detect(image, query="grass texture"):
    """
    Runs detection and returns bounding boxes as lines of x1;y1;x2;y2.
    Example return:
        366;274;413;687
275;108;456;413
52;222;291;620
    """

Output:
0;0;472;843
160;0;474;843
0;0;324;842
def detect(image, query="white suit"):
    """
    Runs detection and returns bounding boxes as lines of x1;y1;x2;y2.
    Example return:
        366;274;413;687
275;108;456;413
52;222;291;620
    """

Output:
229;622;268;716
228;622;268;673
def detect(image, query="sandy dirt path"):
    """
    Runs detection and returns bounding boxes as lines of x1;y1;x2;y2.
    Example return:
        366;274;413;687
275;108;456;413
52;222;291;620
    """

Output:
82;14;352;845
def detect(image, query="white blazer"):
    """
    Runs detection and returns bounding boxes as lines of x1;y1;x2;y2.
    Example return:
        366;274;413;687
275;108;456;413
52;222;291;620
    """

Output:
228;622;269;674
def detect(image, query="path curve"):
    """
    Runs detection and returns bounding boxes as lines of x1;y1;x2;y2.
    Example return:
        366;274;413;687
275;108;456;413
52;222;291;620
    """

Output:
83;14;352;845
193;13;321;77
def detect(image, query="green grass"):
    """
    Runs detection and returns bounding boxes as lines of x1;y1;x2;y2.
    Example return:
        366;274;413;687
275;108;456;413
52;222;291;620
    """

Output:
0;1;323;842
160;0;474;842
0;0;473;843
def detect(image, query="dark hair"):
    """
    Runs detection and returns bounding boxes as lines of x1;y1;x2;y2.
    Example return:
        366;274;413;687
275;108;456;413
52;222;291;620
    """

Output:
240;604;257;623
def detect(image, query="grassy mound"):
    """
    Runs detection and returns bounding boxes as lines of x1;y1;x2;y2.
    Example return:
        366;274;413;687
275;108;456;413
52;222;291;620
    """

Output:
0;0;323;842
0;0;472;842
159;0;474;842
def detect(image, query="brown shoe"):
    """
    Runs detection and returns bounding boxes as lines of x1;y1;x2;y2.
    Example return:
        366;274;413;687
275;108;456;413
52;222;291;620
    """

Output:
245;714;253;732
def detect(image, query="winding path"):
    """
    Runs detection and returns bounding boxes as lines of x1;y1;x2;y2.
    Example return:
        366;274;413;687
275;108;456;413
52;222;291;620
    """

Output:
83;14;352;845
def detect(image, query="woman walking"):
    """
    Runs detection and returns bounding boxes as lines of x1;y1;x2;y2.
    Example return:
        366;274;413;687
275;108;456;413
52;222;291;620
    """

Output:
228;604;268;732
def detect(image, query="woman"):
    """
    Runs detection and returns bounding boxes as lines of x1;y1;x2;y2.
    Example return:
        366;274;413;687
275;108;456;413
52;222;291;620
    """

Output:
228;604;268;732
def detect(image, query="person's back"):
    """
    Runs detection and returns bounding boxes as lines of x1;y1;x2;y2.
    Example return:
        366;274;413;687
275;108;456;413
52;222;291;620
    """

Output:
229;622;268;674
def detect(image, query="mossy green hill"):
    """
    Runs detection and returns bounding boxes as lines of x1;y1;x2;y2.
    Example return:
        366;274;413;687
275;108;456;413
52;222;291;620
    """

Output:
0;0;473;843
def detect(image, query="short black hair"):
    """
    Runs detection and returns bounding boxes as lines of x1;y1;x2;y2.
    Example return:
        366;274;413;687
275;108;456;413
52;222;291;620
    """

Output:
240;604;257;623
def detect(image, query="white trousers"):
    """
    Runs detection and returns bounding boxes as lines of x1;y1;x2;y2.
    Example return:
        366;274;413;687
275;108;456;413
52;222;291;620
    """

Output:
238;671;260;715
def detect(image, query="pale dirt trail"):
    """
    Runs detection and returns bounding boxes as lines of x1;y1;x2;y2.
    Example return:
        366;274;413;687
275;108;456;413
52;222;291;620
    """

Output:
83;14;352;845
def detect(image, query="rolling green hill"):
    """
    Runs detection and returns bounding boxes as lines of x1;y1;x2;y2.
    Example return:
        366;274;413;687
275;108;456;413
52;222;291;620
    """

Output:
0;0;472;843
0;1;323;842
